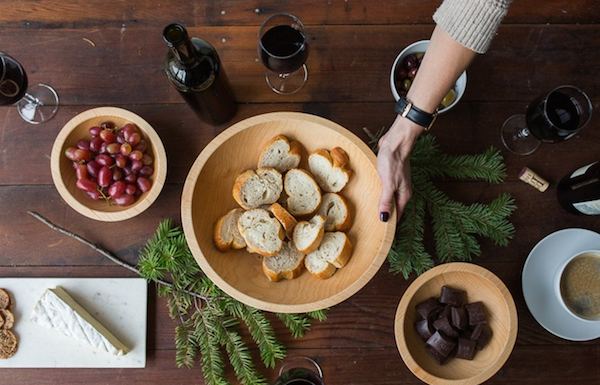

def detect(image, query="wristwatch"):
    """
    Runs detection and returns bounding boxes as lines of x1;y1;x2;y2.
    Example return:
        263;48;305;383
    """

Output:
394;96;437;131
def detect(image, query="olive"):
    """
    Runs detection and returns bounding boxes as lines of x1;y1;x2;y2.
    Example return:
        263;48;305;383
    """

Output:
402;78;412;92
404;54;418;70
440;89;457;108
408;67;418;79
395;68;408;81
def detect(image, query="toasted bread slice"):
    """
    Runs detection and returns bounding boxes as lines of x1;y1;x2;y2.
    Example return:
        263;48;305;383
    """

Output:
304;253;337;280
213;208;247;252
237;209;285;257
308;147;351;193
284;168;322;217
268;202;298;239
262;241;305;282
306;232;353;269
293;215;326;254
233;168;283;210
258;135;302;173
316;193;352;232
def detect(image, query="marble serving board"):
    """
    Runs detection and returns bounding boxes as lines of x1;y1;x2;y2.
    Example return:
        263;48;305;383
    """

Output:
0;277;147;368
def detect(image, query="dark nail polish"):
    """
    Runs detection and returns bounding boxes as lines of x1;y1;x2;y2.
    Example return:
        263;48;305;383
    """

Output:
380;212;389;222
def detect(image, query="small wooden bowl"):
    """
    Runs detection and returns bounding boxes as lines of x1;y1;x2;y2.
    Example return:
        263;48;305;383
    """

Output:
181;112;396;313
395;263;518;385
51;107;167;222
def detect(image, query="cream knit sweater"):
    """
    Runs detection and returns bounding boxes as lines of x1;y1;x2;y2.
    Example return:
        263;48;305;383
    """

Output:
433;0;514;54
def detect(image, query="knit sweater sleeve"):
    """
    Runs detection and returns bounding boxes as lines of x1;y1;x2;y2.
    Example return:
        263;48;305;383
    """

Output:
433;0;514;54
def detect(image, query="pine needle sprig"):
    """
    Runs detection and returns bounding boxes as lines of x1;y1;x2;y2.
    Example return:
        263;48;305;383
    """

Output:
136;220;328;385
366;130;517;278
276;313;313;338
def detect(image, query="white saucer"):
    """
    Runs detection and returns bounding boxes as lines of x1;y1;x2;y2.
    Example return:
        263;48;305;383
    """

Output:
522;228;600;341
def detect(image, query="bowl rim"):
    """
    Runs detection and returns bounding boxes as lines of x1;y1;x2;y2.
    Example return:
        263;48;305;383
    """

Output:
180;111;397;313
50;106;167;222
394;262;518;385
390;39;467;114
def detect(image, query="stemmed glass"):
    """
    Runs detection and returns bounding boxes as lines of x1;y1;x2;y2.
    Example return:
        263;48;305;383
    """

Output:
0;52;59;124
272;356;325;385
501;85;592;155
258;13;309;95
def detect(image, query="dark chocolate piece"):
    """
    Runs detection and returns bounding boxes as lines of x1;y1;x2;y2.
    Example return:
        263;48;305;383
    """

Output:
426;330;456;357
440;303;452;319
415;319;435;341
455;337;476;360
426;344;450;365
416;297;442;320
470;323;492;350
451;306;468;330
432;316;460;338
465;301;487;325
440;286;464;307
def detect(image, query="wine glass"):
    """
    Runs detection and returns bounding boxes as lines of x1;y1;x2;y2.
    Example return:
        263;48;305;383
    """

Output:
0;52;59;124
258;13;309;95
501;85;592;155
272;356;324;385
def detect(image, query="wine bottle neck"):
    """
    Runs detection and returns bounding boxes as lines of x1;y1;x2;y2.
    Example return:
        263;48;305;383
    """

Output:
163;23;198;65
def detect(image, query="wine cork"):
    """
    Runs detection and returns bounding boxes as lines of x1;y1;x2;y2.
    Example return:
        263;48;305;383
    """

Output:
518;167;549;192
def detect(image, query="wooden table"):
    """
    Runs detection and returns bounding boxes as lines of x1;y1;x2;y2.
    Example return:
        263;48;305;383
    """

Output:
2;1;600;383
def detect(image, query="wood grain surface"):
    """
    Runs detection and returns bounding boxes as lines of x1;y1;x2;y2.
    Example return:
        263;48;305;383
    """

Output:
1;1;600;384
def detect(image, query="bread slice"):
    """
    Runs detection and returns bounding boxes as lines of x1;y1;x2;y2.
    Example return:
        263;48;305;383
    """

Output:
258;135;302;173
304;253;337;280
308;147;351;193
316;193;352;232
284;168;322;217
233;168;283;210
293;215;326;254
237;209;285;257
262;241;305;282
213;208;247;252
306;232;353;269
268;202;297;239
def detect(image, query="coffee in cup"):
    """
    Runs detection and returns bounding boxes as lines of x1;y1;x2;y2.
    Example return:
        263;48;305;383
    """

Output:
557;250;600;321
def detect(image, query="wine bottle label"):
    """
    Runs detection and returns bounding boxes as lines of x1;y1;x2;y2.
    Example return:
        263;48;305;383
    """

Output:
573;200;600;215
518;167;549;192
571;161;599;178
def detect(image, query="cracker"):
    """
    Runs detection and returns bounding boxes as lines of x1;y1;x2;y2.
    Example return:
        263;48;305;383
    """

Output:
0;289;10;310
0;330;17;359
0;312;4;329
0;309;14;330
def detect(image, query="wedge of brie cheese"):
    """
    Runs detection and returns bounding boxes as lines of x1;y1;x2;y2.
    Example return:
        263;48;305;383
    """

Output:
30;286;129;356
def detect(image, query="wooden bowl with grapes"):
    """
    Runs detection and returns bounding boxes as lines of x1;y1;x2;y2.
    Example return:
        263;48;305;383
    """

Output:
51;106;167;222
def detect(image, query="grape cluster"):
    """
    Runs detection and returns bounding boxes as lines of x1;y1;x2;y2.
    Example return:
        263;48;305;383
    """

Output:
64;121;154;206
395;52;457;109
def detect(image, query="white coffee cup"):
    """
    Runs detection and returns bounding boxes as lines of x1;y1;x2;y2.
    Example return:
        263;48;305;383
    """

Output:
554;249;600;322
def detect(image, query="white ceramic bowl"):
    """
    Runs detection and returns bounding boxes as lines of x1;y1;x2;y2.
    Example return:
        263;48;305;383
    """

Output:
390;40;467;114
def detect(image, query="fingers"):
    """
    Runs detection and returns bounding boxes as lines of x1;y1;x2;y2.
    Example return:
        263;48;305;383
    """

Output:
378;181;395;222
395;187;412;222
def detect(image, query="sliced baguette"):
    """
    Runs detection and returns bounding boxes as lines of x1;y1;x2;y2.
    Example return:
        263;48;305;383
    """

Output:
284;168;322;217
316;193;352;232
213;208;247;252
308;147;351;193
258;135;302;173
304;253;337;280
306;231;353;269
268;202;298;239
293;214;326;254
262;241;305;282
237;209;285;257
233;168;283;210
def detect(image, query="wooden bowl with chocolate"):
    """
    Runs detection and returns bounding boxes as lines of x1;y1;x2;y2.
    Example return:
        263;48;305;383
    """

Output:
394;263;518;385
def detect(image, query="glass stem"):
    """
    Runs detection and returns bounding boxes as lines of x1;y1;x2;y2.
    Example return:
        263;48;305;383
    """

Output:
23;92;44;107
515;127;531;140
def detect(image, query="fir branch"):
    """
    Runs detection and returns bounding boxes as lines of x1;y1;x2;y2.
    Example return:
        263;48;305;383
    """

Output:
175;319;199;369
306;310;328;322
277;313;312;338
194;307;229;385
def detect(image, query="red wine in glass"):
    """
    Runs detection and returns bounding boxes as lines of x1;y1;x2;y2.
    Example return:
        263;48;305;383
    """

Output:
501;85;592;155
0;52;59;124
258;14;309;95
272;356;325;385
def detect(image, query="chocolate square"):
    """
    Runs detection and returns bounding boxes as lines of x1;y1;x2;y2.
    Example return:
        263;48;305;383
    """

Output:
451;306;468;330
415;319;435;341
426;330;456;358
416;297;442;320
465;302;487;325
432;315;460;338
456;338;476;360
440;286;464;307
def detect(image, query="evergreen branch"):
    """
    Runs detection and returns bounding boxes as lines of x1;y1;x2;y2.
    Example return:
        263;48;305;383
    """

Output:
306;310;328;322
194;307;230;385
277;313;312;338
175;319;199;369
225;300;286;369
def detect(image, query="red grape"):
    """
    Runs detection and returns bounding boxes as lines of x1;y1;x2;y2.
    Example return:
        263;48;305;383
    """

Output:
74;149;92;162
120;143;132;156
125;184;137;195
114;194;135;206
106;143;121;155
125;173;137;183
101;121;115;130
141;154;153;166
140;166;154;176
95;154;114;167
89;126;102;137
77;139;91;151
75;164;88;180
76;178;97;192
89;136;103;152
108;180;126;198
128;132;141;146
86;190;102;200
112;168;123;181
98;166;113;187
115;154;127;168
100;129;116;143
130;160;143;173
65;147;78;161
129;150;143;161
134;139;147;152
87;161;101;178
137;176;151;193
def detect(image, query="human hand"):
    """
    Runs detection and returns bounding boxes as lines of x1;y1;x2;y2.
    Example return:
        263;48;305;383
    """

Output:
376;116;423;222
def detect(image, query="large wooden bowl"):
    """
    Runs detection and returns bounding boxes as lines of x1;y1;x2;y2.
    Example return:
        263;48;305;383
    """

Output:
181;112;396;313
395;263;518;385
51;107;167;222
